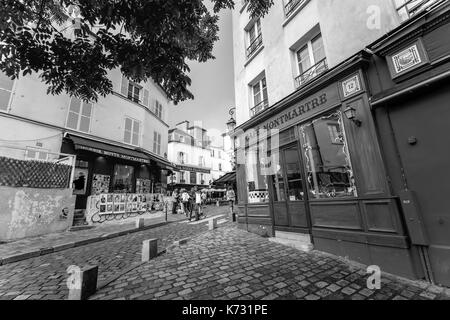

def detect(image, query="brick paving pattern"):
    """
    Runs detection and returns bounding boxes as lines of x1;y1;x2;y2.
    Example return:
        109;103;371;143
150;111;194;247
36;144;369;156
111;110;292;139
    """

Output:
90;225;449;301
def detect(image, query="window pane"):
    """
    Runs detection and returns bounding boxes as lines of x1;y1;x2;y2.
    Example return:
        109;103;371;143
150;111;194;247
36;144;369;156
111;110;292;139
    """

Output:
69;98;81;113
38;151;48;160
284;147;304;201
312;34;325;63
297;46;311;74
26;150;37;159
133;120;140;135
272;151;286;202
124;130;131;143
79;116;90;132
0;89;11;110
81;102;92;117
125;118;132;131
67;111;79;129
113;164;134;193
0;73;14;91
132;133;139;146
245;146;269;203
301;111;357;199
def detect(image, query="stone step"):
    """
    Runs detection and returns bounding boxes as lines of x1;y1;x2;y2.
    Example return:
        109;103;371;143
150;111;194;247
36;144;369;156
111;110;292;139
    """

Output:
275;231;312;243
268;237;314;253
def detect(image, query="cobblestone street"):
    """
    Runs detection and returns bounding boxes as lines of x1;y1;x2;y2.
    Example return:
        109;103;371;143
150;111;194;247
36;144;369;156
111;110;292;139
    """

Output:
88;224;450;301
0;206;228;300
0;206;448;300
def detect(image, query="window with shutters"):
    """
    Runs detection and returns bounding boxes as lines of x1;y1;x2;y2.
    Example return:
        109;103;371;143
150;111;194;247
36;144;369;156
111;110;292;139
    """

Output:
155;100;163;120
124;117;141;146
0;73;14;112
66;98;93;133
25;147;49;161
153;131;161;155
121;75;147;105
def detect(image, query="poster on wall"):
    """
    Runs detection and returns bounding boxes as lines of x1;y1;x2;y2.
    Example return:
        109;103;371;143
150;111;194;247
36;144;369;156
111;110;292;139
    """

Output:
72;168;88;195
136;179;152;194
91;174;110;195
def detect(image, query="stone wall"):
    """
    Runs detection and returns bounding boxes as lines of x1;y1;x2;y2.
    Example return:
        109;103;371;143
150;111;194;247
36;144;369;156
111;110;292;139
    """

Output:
0;186;75;241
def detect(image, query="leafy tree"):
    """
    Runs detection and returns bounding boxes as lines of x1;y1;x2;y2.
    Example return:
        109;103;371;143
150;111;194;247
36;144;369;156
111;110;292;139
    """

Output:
0;0;273;103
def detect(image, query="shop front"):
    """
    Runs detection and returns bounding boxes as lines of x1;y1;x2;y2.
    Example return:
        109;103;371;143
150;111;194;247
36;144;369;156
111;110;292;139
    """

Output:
61;134;172;223
169;164;211;191
365;2;450;286
235;53;423;279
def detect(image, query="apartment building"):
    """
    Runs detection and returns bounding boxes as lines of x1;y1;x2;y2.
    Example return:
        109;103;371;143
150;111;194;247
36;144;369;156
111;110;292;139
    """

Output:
231;0;447;283
0;69;173;212
167;121;232;190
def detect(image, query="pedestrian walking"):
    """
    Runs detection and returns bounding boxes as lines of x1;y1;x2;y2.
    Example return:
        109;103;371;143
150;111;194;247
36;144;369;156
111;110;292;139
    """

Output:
226;186;236;219
181;189;190;216
171;188;179;214
195;188;203;221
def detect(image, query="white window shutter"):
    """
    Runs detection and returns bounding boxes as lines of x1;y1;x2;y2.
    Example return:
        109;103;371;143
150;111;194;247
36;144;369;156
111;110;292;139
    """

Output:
121;75;128;96
143;89;149;107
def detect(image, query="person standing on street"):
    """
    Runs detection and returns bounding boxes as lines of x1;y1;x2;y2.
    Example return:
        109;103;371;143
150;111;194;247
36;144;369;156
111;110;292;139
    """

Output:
181;189;190;216
226;186;236;219
171;188;179;214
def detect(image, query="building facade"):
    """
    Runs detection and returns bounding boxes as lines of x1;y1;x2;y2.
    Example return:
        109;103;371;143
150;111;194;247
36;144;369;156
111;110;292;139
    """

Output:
168;121;232;190
232;0;449;286
0;68;173;216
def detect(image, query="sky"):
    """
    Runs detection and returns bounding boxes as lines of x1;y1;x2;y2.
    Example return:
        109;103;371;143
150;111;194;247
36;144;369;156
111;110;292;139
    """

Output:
168;3;235;141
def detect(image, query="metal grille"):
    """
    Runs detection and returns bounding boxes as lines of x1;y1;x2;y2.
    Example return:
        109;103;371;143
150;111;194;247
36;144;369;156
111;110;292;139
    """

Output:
0;156;72;189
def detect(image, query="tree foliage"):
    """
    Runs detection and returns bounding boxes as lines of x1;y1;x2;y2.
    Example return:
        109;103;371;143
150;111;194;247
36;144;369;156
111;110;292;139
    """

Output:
0;0;273;103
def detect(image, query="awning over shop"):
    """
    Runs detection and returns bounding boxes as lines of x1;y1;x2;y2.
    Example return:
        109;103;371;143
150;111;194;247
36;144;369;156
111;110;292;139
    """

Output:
213;172;236;185
66;134;173;168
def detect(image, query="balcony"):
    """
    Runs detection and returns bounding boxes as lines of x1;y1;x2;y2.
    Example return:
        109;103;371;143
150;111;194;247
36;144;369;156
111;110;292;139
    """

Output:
250;99;269;118
295;58;328;89
246;34;263;59
284;0;307;18
396;0;443;22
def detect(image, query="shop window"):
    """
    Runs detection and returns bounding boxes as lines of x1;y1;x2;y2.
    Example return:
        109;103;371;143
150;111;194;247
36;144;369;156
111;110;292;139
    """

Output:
190;171;196;185
0;73;14;111
153;131;161;155
124;117;140;146
300;111;357;199
245;145;269;203
272;151;286;202
66;98;93;133
112;164;134;193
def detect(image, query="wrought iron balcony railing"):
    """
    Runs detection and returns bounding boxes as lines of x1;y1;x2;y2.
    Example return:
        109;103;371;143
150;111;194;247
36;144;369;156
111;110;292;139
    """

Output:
396;0;442;21
250;99;269;118
284;0;307;18
246;34;263;59
295;58;328;89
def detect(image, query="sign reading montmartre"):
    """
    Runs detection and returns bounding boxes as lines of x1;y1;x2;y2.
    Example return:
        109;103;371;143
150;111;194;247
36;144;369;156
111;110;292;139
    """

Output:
260;83;340;132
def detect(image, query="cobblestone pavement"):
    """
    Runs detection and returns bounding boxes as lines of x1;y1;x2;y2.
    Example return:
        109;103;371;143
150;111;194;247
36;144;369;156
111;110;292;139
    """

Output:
0;206;228;300
91;225;450;301
0;210;172;260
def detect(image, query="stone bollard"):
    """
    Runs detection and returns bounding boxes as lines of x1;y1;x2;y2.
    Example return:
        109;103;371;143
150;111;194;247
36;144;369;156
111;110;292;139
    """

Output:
67;265;98;300
208;217;218;231
142;239;158;262
136;218;145;229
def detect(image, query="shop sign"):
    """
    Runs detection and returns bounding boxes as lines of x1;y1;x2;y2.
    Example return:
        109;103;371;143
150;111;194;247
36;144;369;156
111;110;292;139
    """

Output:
386;39;429;79
77;145;150;164
342;74;362;98
260;84;340;132
176;164;211;174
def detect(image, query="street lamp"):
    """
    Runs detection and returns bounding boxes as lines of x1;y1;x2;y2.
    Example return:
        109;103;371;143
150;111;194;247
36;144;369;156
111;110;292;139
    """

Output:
226;107;237;134
343;106;362;127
